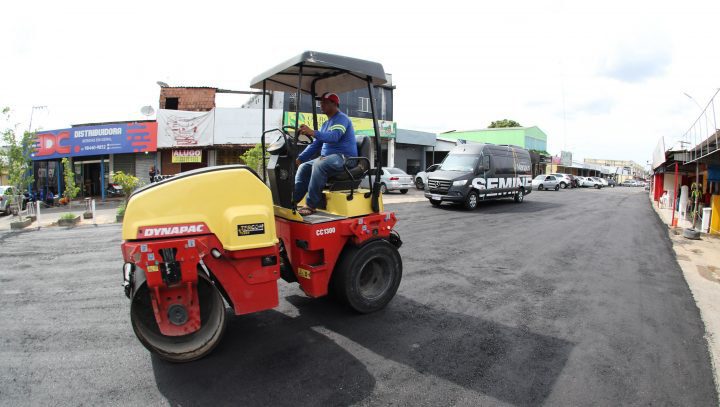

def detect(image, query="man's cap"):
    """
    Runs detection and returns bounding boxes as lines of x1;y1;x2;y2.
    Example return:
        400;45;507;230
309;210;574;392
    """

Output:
317;92;340;106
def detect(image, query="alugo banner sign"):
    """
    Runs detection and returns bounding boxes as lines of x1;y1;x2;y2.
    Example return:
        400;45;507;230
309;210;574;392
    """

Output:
172;149;202;163
32;122;157;160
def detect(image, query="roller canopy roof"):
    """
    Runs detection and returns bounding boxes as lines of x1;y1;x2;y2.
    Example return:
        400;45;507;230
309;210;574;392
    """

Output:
250;51;387;95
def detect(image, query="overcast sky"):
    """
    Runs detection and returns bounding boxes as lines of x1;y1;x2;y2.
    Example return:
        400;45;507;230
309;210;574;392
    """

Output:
3;0;719;165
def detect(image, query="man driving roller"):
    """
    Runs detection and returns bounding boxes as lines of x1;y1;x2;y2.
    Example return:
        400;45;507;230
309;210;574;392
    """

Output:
294;92;357;216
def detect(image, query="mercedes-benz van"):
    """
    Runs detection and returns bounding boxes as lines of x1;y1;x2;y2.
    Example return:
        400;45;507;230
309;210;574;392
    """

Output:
424;144;532;210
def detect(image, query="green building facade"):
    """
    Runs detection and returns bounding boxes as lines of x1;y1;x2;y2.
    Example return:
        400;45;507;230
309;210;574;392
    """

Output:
439;127;548;152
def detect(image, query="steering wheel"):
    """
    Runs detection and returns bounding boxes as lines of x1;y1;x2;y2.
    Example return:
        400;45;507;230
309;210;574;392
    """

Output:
282;125;314;145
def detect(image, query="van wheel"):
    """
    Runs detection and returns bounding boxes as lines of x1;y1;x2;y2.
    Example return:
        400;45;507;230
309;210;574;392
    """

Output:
464;191;479;210
415;178;424;190
538;184;544;191
514;188;524;203
400;189;408;194
429;199;441;207
554;185;560;191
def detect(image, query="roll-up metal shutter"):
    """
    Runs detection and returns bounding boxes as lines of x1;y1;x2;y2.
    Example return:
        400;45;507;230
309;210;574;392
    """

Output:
113;153;135;176
135;153;157;184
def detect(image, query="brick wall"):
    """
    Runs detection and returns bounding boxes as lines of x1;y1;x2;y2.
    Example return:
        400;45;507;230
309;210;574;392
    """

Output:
159;87;216;111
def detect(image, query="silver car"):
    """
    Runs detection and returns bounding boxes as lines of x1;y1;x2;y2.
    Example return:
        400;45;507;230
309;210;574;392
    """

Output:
414;164;440;190
360;167;414;194
0;186;26;215
531;175;560;191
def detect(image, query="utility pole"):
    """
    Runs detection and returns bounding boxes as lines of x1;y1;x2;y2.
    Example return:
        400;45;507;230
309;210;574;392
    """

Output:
28;105;47;132
683;93;704;230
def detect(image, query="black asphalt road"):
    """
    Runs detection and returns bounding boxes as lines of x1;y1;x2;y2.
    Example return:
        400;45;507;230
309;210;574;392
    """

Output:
0;187;716;406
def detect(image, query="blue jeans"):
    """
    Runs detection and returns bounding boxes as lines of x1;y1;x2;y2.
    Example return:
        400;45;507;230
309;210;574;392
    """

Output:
294;154;346;209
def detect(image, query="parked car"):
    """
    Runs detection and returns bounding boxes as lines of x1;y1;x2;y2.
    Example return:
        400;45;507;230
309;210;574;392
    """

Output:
0;186;27;215
597;177;609;187
621;180;639;187
581;177;603;188
360;167;414;194
531;175;560;191
550;173;572;189
414;164;440;190
606;178;616;187
568;174;581;188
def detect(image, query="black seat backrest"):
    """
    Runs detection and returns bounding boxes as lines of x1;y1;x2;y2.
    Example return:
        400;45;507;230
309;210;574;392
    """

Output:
356;136;369;158
326;136;371;190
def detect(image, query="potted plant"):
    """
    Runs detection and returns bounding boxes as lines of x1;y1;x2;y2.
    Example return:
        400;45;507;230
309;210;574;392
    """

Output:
683;182;702;240
116;202;126;223
110;171;140;223
58;212;81;226
58;157;81;226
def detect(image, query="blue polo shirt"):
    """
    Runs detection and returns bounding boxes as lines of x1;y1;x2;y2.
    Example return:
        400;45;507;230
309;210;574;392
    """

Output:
297;111;357;162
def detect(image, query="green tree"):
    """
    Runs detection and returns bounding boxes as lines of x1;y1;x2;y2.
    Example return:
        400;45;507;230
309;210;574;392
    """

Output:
61;157;80;204
110;171;141;203
240;143;268;173
1;107;36;217
488;119;522;128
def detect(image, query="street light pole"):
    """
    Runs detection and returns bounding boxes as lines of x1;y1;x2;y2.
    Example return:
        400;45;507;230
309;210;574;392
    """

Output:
683;92;703;111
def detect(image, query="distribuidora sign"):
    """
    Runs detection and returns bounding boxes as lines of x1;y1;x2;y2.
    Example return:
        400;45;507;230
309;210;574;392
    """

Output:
32;122;157;160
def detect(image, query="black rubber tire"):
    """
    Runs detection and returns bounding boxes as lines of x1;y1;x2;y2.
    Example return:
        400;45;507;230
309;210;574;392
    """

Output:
400;189;408;194
595;184;601;189
415;178;424;190
538;184;544;191
554;185;560;191
380;183;388;194
560;182;567;189
130;273;227;363
464;190;479;210
429;199;441;207
330;240;402;314
514;188;524;203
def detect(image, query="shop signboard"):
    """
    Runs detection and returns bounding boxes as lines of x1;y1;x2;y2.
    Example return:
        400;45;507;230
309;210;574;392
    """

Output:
283;112;396;138
172;149;202;163
561;151;572;167
157;109;214;147
32;122;157;160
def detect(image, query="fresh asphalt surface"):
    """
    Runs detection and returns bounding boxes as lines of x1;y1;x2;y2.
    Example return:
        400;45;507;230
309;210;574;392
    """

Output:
0;187;716;406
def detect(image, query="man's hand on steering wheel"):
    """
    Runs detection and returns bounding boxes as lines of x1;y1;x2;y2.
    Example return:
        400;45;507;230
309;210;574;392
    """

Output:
299;124;315;137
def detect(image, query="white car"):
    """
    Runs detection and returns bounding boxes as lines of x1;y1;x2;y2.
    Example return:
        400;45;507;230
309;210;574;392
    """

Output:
531;175;561;191
414;164;440;190
550;173;572;189
582;177;603;188
360;167;415;194
597;178;609;187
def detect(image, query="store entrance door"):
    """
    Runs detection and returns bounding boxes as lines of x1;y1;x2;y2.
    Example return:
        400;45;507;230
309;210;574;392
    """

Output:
73;157;107;198
82;163;101;197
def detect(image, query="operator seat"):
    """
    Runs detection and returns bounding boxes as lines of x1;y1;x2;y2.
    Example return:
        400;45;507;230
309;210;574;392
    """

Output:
326;136;370;191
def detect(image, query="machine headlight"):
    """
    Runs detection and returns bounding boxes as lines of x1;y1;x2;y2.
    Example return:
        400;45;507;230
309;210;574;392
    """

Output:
452;180;467;186
123;262;134;283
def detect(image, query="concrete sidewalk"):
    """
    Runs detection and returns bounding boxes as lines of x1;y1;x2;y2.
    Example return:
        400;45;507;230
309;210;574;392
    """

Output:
651;194;720;396
0;199;123;231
